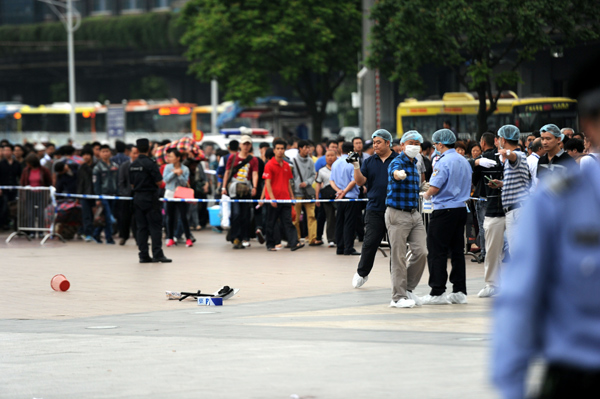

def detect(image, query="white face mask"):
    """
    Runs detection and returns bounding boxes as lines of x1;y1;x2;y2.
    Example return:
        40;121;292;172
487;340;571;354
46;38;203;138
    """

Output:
404;145;421;158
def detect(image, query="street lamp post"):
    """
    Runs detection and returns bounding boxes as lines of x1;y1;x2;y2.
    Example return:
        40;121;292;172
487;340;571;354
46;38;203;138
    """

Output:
39;0;81;143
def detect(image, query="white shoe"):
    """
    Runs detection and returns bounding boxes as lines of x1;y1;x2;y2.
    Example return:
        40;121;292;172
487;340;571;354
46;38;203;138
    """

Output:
407;291;422;307
352;273;368;288
420;293;452;305
390;298;416;308
328;241;336;247
477;285;498;298
242;241;251;248
447;292;468;304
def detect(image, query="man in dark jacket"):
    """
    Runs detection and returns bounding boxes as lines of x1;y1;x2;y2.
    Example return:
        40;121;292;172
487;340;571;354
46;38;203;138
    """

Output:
117;146;138;245
77;147;95;242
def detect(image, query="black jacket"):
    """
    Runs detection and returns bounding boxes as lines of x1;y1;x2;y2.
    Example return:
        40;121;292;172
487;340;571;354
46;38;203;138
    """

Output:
77;162;94;195
471;148;504;217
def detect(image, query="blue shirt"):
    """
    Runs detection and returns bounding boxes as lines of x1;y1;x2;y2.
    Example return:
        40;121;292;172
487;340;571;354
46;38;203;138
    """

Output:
330;155;359;199
314;155;327;172
386;152;419;210
493;159;600;399
429;149;472;209
163;163;190;192
359;151;398;211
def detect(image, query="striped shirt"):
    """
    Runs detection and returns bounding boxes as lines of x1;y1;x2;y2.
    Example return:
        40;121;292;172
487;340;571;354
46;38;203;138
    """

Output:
386;152;420;210
501;151;531;208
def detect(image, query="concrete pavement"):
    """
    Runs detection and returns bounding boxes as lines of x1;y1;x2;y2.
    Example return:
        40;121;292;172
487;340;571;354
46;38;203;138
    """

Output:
0;229;506;399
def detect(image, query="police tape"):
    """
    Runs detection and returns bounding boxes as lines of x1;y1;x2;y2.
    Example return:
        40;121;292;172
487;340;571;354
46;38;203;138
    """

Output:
1;186;486;204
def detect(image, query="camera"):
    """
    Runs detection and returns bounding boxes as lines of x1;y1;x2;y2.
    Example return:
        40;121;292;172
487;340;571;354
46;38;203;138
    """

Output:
346;151;360;163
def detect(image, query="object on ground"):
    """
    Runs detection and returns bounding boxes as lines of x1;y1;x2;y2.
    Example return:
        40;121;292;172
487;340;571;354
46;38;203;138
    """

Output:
165;286;239;301
51;274;70;291
198;297;223;306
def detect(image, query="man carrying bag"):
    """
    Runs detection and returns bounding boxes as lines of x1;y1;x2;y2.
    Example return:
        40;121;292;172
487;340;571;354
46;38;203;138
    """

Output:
292;140;319;245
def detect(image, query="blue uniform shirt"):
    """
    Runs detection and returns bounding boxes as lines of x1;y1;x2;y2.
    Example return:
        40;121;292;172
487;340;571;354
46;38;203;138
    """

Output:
314;155;327;172
361;151;398;211
386;152;419;210
330;155;359;199
429;149;472;209
493;159;600;399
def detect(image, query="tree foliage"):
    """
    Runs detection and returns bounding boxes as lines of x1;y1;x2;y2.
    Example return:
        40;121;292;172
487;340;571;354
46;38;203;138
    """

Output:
367;0;600;134
180;0;361;139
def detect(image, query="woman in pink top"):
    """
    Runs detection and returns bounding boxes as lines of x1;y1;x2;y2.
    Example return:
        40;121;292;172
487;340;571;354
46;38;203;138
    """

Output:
20;153;52;187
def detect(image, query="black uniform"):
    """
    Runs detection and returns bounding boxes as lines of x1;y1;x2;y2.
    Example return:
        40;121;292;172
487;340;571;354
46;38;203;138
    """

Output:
129;154;167;262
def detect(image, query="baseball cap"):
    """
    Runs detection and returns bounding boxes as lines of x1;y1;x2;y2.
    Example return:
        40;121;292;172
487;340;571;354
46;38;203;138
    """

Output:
240;135;252;144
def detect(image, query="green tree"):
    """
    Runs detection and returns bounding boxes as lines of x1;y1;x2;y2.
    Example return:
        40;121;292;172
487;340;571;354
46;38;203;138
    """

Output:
367;0;600;135
130;76;170;99
180;0;361;140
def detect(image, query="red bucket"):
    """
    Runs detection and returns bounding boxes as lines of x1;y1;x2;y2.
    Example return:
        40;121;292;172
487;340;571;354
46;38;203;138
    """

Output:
51;274;70;292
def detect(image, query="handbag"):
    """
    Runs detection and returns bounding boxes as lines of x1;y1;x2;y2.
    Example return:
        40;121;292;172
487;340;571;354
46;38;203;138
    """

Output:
320;184;336;200
174;186;194;199
293;158;316;199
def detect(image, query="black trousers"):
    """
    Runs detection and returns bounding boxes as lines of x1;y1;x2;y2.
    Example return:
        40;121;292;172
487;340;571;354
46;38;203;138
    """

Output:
166;201;191;240
265;204;298;249
119;199;136;241
427;207;467;296
230;201;251;242
537;363;600;399
134;196;164;260
357;210;386;277
335;201;358;255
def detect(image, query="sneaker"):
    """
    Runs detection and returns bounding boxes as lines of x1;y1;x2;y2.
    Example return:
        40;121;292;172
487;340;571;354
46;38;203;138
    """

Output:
420;293;452;305
328;241;336;247
477;285;497;298
84;235;93;242
242;240;251;248
352;273;368;289
106;239;116;245
166;239;176;247
447;292;468;304
186;239;193;248
389;298;416;308
256;229;265;244
407;291;422;307
92;235;102;244
233;239;244;249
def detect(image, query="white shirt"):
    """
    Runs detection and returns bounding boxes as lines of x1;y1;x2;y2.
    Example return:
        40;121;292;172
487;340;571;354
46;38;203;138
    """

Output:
527;153;540;192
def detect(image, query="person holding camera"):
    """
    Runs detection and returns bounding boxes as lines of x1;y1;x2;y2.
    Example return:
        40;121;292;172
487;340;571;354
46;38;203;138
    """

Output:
350;129;398;288
292;140;319;245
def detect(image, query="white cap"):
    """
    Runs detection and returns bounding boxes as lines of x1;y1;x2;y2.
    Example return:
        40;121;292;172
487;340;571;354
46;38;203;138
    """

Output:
240;135;252;144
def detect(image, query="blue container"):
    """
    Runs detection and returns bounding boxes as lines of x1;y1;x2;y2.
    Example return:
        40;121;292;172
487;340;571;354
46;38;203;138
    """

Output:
208;205;221;227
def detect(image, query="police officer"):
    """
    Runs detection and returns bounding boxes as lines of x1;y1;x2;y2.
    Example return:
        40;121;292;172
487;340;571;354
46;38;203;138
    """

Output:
422;129;472;305
493;57;600;399
350;129;398;288
129;138;171;263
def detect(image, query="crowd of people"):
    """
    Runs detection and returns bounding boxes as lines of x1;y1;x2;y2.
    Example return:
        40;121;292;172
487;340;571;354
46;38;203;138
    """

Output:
0;121;597;297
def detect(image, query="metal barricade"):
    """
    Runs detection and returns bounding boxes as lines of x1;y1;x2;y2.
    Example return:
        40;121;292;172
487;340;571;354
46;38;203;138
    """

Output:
6;187;65;245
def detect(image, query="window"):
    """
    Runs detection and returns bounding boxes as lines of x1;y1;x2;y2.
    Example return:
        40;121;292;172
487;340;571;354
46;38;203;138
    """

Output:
92;0;115;13
152;0;172;9
122;0;144;11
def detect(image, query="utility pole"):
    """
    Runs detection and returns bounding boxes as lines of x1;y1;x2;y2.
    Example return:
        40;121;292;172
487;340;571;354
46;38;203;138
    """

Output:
39;0;81;142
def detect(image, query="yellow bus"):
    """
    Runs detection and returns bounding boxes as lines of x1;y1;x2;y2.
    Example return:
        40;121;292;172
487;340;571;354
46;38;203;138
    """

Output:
396;92;578;140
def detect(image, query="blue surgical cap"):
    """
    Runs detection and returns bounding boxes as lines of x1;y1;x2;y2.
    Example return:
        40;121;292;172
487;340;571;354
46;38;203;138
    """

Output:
497;125;521;141
540;124;564;140
371;129;393;144
401;130;424;144
432;129;456;145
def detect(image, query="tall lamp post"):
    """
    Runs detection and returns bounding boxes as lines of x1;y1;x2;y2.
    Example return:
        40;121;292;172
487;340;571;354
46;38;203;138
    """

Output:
39;0;81;143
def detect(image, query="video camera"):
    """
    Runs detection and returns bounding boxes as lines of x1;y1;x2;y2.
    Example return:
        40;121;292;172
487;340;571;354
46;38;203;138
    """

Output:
345;152;361;164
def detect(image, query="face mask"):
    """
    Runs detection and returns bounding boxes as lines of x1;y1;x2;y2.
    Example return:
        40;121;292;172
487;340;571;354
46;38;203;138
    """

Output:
433;145;441;157
404;145;421;158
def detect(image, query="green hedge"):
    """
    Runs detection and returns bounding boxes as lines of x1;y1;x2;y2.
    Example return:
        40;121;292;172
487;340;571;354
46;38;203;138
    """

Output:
0;12;185;53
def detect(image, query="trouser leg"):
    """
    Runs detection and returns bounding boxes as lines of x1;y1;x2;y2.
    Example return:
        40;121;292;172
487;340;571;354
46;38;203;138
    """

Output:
280;204;298;248
177;202;192;239
305;202;316;242
483;216;506;286
149;207;164;259
342;202;358;254
293;199;303;240
324;203;336;244
135;205;150;259
265;205;277;249
357;210;386;277
166;202;176;239
448;208;468;294
427;209;453;296
335;202;346;254
120;200;132;239
475;201;488;257
81;199;94;237
102;199;114;240
316;203;326;241
504;208;522;256
230;201;243;241
406;212;428;292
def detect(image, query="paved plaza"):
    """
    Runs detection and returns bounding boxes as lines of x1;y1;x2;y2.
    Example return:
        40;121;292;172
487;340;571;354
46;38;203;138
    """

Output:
0;228;515;399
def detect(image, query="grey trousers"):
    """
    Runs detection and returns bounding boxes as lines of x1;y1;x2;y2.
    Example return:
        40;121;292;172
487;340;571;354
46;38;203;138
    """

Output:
385;207;428;302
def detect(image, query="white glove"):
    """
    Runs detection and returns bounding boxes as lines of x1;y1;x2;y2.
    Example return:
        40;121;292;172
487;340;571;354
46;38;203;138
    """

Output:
393;169;407;180
420;182;430;192
478;158;497;168
352;160;360;170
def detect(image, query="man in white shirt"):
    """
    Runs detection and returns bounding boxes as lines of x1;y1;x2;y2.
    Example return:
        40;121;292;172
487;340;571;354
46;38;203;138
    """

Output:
526;138;544;192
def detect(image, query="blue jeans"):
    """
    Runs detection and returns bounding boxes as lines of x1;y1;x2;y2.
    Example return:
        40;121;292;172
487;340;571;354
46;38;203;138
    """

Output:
80;198;95;237
94;199;115;241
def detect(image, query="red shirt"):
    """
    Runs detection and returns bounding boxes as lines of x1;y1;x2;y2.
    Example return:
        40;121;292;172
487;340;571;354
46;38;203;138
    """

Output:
262;158;293;200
